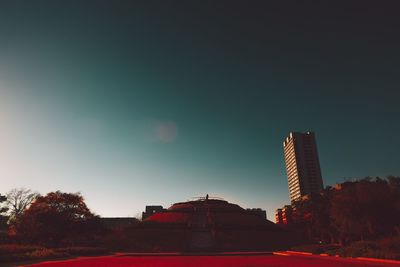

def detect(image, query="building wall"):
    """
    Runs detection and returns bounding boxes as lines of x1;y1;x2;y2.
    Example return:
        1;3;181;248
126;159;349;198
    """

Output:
100;217;139;230
246;208;267;220
275;206;293;225
275;209;283;224
142;205;165;220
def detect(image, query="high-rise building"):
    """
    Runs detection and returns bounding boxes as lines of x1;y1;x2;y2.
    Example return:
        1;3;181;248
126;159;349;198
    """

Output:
283;132;323;202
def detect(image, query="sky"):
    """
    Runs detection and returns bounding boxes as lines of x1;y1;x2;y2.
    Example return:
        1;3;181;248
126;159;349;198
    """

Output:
1;2;400;218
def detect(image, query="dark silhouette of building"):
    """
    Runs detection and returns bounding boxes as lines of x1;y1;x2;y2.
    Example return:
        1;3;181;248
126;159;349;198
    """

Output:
246;208;267;220
138;196;300;251
282;205;293;225
142;205;165;220
100;217;139;230
283;132;324;202
275;205;293;225
275;208;283;224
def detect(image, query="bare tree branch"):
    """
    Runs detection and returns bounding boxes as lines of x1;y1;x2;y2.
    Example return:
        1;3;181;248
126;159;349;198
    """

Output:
6;188;40;219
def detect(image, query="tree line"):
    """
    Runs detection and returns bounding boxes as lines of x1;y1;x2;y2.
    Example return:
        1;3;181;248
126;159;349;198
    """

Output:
289;176;400;245
1;176;400;247
0;189;103;246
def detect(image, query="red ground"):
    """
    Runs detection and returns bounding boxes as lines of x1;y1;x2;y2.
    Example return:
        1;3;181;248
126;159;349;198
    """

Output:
22;253;400;267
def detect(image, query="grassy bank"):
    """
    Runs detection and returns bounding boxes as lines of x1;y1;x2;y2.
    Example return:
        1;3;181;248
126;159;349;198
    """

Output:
0;244;110;263
291;236;400;260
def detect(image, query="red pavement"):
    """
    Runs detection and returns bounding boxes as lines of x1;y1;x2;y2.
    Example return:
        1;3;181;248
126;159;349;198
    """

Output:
21;253;400;267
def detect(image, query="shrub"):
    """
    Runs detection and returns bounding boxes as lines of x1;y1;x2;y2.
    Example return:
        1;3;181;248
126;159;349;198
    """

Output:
54;247;109;256
26;248;67;259
0;244;41;255
379;236;400;252
333;241;378;257
0;244;109;263
326;238;400;260
291;244;325;254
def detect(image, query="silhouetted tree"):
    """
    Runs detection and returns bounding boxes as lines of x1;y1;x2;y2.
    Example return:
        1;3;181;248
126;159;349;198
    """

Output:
5;188;39;222
290;177;400;245
13;191;101;246
292;188;336;243
330;177;399;243
0;194;7;214
0;194;8;233
387;176;400;234
330;180;370;243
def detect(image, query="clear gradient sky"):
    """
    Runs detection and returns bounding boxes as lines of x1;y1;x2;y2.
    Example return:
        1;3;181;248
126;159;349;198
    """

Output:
1;2;400;218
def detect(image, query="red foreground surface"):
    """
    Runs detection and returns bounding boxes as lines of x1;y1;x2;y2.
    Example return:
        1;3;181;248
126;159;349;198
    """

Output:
21;253;400;267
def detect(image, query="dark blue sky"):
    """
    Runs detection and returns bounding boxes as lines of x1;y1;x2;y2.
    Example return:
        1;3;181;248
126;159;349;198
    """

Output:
1;2;399;218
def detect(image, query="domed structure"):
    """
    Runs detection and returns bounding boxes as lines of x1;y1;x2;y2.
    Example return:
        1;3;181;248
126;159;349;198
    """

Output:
136;196;300;251
145;197;274;228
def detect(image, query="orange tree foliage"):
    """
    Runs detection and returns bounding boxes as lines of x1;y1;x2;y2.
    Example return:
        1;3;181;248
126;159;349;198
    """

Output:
12;191;102;246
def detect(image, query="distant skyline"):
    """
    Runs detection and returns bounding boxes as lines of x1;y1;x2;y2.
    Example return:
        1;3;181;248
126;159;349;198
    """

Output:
1;2;400;218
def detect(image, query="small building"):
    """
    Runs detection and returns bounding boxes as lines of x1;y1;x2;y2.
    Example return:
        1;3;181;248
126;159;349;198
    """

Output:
275;209;283;224
275;205;293;225
246;208;267;220
282;205;293;224
142;205;165;220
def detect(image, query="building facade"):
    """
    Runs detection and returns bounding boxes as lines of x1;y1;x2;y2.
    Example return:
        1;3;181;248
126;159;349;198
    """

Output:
142;205;165;220
275;205;293;225
275;208;283;224
283;132;324;202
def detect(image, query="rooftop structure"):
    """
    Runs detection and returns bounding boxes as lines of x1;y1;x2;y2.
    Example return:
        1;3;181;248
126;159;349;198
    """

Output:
142;205;165;220
145;197;269;227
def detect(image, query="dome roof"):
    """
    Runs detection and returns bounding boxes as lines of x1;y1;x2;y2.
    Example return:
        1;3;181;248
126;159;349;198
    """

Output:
168;199;243;212
137;197;299;252
144;197;275;228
